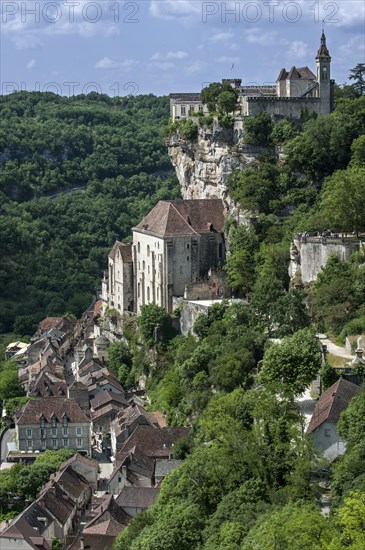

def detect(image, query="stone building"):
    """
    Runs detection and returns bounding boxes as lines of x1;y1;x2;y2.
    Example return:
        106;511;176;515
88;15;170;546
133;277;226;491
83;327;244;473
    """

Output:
102;241;134;313
103;199;226;314
170;33;333;121
15;397;92;455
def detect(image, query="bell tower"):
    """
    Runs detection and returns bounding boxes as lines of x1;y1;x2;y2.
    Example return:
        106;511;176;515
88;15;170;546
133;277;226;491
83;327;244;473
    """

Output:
316;31;332;115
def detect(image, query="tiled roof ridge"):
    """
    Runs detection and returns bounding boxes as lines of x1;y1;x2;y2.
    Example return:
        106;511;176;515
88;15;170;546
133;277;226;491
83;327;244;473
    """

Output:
169;202;200;236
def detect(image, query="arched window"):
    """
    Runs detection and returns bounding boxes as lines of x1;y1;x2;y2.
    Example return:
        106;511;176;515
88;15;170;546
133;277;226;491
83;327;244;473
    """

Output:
147;245;150;257
147;286;150;301
137;242;140;253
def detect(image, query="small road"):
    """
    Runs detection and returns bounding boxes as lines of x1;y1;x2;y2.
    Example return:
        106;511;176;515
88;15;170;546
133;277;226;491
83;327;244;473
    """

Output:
297;387;316;430
317;333;354;360
1;428;15;462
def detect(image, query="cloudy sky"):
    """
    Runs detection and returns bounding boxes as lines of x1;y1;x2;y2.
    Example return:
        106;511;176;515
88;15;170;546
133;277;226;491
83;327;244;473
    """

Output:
1;0;364;97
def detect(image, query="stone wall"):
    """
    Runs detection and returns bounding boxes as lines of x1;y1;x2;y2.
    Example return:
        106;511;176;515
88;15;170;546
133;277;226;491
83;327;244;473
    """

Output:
289;235;361;284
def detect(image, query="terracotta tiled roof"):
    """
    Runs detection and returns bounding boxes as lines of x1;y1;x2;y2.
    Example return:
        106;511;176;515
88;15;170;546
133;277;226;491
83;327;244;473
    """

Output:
16;397;91;424
37;317;64;332
91;403;121;421
82;494;131;536
116;486;159;509
307;379;360;434
90;390;129;411
117;425;191;459
28;371;67;398
0;517;52;549
60;453;98;472
133;200;225;238
112;403;159;439
38;483;74;524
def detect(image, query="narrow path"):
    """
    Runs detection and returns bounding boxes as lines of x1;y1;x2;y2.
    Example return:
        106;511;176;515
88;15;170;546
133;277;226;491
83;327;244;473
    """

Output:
316;333;354;360
297;387;316;430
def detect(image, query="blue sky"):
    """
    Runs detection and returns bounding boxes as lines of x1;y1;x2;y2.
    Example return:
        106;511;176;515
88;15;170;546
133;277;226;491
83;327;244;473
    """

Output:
1;1;364;97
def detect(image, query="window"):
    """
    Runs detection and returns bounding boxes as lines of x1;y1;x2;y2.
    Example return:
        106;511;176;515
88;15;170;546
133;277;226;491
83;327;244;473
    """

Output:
147;286;150;301
181;105;186;116
187;256;189;261
77;438;82;448
76;427;82;436
137;242;140;253
52;428;57;437
27;440;32;450
41;440;46;450
62;416;68;427
148;265;150;275
218;242;223;259
63;427;68;436
325;429;331;437
40;429;46;439
198;104;204;112
147;245;150;257
187;243;190;249
63;439;69;448
52;439;57;448
143;260;145;270
27;428;32;438
40;417;45;428
190;104;195;113
138;282;140;298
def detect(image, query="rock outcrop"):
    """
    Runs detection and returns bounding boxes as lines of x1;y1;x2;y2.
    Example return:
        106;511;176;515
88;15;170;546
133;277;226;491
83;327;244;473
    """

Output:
167;121;265;220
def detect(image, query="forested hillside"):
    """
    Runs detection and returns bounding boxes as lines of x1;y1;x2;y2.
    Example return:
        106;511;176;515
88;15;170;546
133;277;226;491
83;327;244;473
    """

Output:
0;93;180;334
111;90;365;549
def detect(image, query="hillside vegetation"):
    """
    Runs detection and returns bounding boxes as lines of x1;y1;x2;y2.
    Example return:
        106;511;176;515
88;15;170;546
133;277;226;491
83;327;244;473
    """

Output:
0;93;180;334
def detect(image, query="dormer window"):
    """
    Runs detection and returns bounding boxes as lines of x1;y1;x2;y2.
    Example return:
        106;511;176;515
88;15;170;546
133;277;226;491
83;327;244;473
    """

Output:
40;416;45;428
51;416;56;428
62;416;68;427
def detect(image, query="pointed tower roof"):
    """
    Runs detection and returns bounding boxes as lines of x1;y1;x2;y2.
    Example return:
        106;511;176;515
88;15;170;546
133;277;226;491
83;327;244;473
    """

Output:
316;32;331;60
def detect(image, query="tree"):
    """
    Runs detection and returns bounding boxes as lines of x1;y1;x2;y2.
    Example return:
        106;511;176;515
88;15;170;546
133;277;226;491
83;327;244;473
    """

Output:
350;134;365;167
244;114;273;147
337;491;365;547
259;329;321;395
241;502;335;549
320;167;365;234
201;82;238;114
108;341;132;377
349;63;365;96
225;225;258;295
271;118;298;144
138;304;173;346
217;90;238;115
337;387;365;449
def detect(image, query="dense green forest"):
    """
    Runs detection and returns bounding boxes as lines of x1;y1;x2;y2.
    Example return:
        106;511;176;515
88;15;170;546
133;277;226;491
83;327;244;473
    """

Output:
0;93;180;334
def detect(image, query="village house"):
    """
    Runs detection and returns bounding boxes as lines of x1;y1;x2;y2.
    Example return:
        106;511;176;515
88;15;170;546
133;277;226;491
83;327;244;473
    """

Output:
170;33;333;121
81;494;132;550
307;378;360;460
58;453;98;488
110;402;160;455
116;486;160;517
15;397;92;455
108;446;155;494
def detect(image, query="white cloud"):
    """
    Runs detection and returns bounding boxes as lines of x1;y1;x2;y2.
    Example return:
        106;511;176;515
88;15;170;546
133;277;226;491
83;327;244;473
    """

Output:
167;50;188;59
288;40;309;59
244;28;282;46
95;57;119;69
149;0;201;20
216;56;239;63
209;31;235;42
26;59;36;69
184;61;206;74
147;62;175;71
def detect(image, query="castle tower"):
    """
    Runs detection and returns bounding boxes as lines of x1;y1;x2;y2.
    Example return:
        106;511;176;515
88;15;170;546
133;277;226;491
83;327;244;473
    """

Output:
316;31;332;115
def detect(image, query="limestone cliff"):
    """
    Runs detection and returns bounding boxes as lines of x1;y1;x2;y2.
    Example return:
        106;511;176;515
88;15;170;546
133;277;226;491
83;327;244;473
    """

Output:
167;121;264;220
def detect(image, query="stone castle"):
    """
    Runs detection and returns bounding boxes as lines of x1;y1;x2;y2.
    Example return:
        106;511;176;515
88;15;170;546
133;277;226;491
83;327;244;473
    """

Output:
170;33;333;121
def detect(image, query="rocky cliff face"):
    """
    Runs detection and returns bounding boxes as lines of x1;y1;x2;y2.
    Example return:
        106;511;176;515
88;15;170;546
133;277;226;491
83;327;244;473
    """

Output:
167;121;264;219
